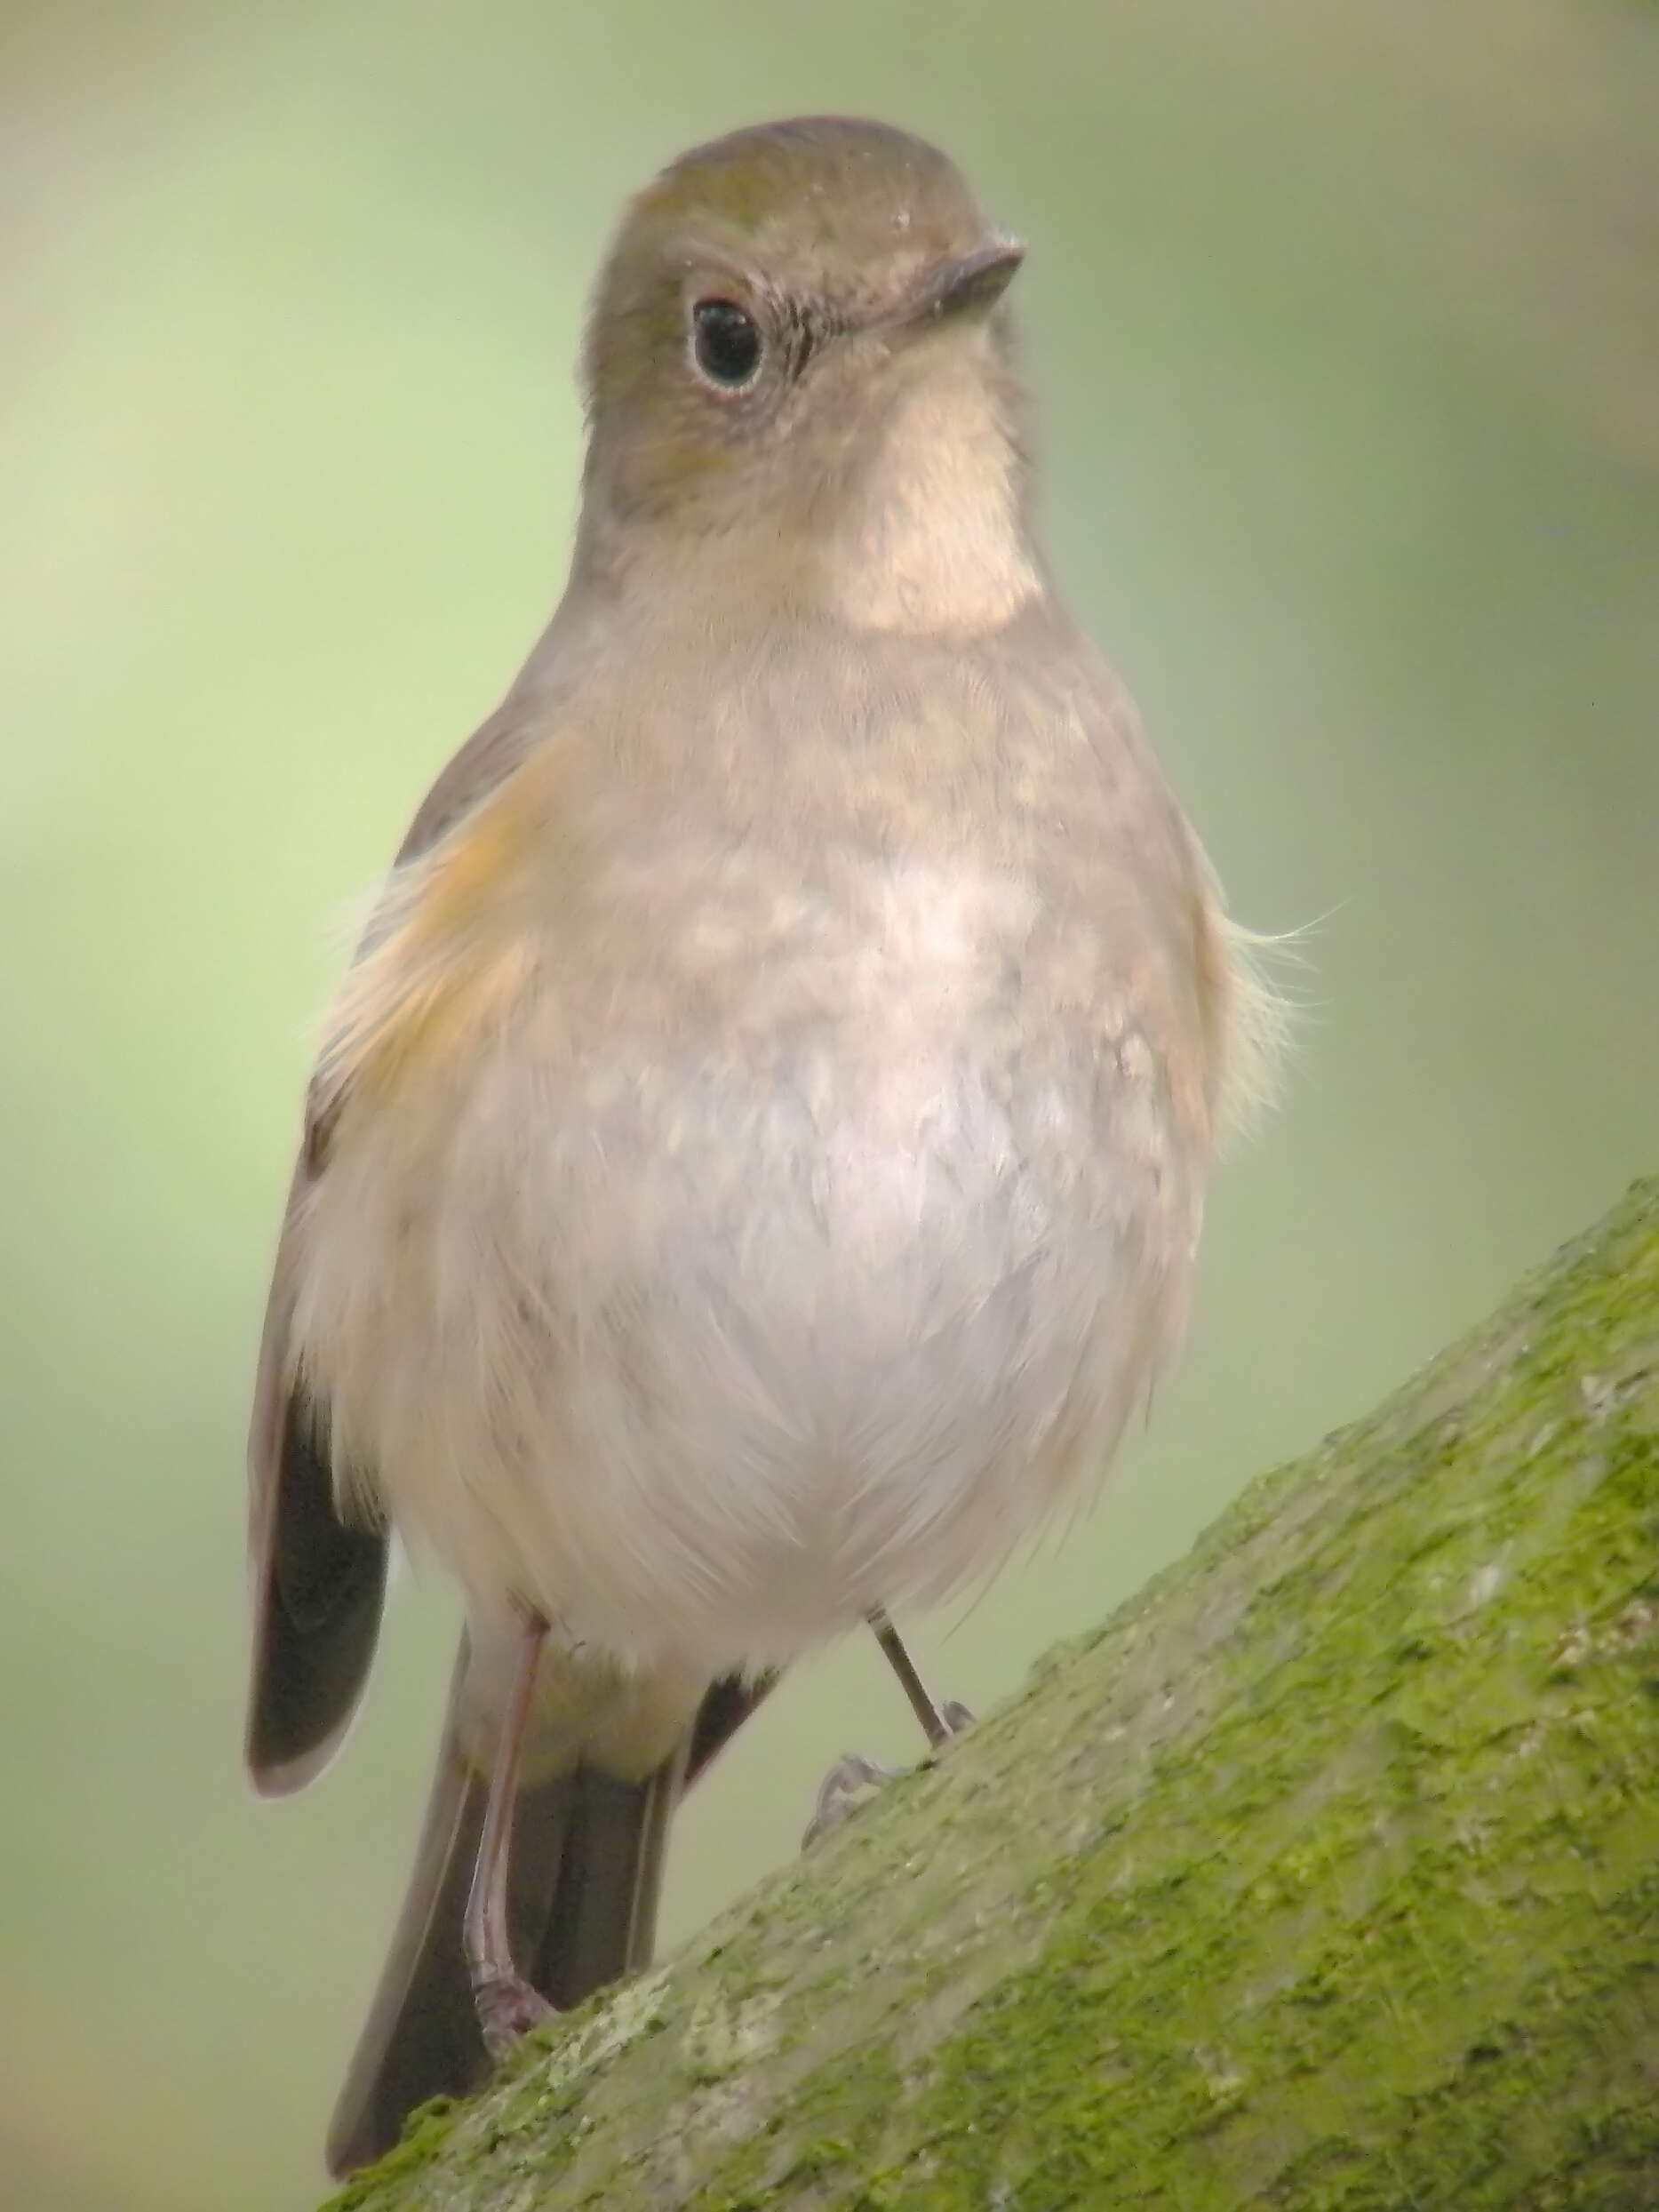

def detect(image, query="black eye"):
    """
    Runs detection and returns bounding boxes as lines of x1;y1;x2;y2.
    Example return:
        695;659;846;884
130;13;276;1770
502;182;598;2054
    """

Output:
690;299;762;389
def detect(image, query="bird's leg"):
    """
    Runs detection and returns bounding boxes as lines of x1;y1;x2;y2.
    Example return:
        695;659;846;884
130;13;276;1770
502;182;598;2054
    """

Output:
804;1609;973;1848
866;1605;973;1746
463;1609;557;2057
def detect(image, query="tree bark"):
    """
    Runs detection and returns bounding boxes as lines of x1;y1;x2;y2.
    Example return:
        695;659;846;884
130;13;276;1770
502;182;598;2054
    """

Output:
326;1181;1659;2211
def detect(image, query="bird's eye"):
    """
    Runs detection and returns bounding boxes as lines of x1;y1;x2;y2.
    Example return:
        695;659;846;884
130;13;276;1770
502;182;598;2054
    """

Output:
690;299;763;390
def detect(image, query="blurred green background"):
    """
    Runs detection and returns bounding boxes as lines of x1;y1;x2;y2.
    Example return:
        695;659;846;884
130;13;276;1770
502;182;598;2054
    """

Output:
3;4;1655;2207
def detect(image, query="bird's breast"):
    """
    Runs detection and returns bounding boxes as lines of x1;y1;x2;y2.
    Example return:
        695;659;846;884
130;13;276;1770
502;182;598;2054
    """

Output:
291;832;1200;1676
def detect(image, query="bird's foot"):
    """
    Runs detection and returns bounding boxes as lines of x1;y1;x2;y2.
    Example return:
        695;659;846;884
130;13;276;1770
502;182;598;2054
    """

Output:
801;1702;975;1850
473;1968;557;2061
802;1753;899;1848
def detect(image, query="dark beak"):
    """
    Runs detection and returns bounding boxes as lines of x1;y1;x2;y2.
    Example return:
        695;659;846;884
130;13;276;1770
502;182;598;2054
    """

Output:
891;237;1025;331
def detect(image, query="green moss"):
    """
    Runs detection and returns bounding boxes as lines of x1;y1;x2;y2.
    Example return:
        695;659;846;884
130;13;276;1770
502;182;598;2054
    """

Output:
329;1181;1659;2211
320;2098;459;2212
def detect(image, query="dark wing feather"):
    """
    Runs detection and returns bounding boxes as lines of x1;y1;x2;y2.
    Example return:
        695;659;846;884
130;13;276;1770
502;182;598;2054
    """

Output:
246;1387;388;1792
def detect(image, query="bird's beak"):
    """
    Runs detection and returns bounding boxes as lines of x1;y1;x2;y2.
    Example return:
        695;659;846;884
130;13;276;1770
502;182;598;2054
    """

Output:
886;238;1026;333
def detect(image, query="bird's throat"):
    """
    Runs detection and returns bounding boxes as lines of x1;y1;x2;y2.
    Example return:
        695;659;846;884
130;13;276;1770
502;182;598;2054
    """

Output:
824;355;1041;638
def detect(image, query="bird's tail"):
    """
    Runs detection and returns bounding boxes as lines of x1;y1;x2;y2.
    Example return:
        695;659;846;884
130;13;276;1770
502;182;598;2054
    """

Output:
324;1639;681;2177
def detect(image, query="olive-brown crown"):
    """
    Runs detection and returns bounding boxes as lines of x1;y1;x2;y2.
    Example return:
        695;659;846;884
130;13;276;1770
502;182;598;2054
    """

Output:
577;118;1023;538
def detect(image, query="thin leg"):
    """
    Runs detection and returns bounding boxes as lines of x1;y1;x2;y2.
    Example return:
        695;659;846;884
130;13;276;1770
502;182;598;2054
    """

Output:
804;1612;973;1849
463;1609;557;2057
866;1607;972;1747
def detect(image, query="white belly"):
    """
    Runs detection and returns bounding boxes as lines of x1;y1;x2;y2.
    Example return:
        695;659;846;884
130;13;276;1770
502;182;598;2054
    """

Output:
289;869;1196;1679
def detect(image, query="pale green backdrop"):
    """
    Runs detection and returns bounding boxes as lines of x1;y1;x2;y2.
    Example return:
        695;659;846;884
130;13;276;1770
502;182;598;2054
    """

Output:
2;4;1655;2208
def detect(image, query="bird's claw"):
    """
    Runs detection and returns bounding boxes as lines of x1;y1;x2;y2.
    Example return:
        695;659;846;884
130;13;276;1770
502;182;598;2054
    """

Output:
802;1752;901;1849
473;1968;557;2060
801;1704;975;1850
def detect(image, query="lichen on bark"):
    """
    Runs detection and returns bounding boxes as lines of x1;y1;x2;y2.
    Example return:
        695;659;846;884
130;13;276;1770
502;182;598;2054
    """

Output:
325;1180;1659;2210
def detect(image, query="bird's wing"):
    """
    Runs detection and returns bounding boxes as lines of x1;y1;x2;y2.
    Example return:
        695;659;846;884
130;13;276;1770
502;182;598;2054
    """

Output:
243;695;551;1794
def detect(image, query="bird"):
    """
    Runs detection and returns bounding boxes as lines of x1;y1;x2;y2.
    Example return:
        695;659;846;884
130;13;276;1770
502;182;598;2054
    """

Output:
243;114;1278;2176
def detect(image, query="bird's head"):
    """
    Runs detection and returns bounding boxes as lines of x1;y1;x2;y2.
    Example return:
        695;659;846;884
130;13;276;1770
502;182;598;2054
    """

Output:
575;117;1038;634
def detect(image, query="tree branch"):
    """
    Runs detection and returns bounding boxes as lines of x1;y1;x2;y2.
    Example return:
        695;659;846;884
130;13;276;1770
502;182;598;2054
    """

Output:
328;1179;1659;2210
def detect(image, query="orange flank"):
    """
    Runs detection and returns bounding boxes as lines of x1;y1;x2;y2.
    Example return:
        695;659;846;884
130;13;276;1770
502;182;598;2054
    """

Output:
313;763;556;1135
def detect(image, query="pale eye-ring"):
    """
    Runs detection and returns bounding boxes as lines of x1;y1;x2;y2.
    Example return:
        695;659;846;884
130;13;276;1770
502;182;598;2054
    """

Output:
690;298;763;389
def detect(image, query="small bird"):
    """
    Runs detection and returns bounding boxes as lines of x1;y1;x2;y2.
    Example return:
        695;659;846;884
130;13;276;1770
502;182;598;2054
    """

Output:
244;116;1276;2176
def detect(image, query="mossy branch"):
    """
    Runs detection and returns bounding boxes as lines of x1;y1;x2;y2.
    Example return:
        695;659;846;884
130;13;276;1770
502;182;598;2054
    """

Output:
327;1181;1659;2211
